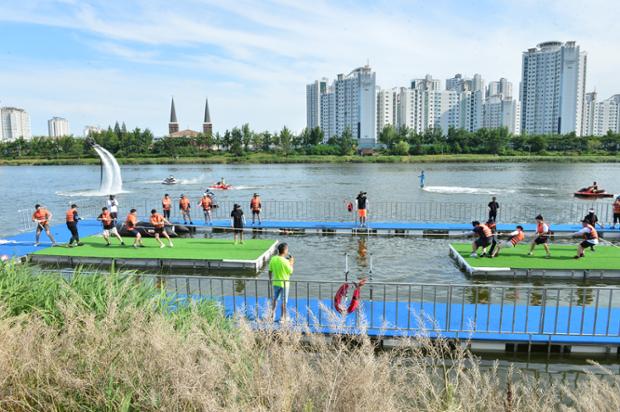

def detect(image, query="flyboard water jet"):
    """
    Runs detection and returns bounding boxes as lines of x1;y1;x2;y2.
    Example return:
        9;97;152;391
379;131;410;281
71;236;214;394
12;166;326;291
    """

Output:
86;138;123;194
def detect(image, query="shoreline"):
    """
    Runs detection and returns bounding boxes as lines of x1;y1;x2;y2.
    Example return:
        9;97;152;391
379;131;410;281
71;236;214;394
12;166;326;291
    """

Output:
1;153;620;166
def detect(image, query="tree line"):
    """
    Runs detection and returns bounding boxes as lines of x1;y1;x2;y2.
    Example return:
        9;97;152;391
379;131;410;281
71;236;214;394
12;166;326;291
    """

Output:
2;121;620;159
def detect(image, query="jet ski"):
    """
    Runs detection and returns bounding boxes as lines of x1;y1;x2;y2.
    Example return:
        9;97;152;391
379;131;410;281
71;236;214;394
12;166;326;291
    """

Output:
162;176;177;185
574;188;614;198
209;183;232;190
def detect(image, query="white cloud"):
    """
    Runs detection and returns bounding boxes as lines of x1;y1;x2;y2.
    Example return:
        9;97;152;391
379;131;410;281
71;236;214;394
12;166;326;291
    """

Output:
0;0;619;136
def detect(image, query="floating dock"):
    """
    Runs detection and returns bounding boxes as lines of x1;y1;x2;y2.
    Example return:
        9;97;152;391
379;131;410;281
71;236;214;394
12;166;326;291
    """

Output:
28;236;277;272
449;243;620;280
204;295;620;356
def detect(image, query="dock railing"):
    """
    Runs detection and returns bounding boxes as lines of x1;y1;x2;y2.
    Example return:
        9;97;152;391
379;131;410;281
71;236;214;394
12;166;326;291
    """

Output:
47;199;616;227
148;275;620;339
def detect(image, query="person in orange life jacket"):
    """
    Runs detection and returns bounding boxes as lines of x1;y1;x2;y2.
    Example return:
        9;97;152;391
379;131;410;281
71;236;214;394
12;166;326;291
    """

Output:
573;220;599;259
528;214;551;258
97;207;124;246
32;204;57;246
485;218;499;257
65;204;83;247
150;209;174;248
491;225;525;257
125;209;143;248
162;194;172;220
198;193;213;225
250;193;262;225
468;221;494;258
179;194;193;225
613;196;620;229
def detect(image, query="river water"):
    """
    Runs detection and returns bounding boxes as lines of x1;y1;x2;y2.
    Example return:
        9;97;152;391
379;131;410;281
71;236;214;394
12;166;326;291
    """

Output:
2;162;620;286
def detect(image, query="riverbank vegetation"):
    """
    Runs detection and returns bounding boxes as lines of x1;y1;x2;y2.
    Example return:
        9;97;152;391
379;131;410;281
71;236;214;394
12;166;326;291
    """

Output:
1;121;620;165
0;263;619;410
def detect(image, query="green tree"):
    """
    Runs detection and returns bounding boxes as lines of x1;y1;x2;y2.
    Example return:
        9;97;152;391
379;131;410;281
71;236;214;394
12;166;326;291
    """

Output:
392;140;410;155
241;123;253;151
378;125;399;149
230;127;244;156
278;126;293;155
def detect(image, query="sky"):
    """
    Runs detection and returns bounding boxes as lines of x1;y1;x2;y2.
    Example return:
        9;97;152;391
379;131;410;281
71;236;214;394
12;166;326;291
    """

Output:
1;0;619;137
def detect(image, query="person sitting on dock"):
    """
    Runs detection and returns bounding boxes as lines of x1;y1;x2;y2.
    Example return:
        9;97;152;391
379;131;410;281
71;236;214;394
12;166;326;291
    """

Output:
491;225;524;257
528;215;551;258
572;220;599;259
65;204;83;248
356;191;369;227
98;207;124;246
230;204;245;245
150;209;174;249
162;194;172;220
613;196;620;229
269;242;294;321
250;193;262;225
32;204;57;247
198;193;213;225
125;209;143;248
179;194;193;225
469;220;493;258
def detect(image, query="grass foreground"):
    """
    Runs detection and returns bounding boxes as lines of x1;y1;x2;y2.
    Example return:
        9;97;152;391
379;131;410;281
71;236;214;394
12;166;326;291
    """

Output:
2;152;620;166
32;236;276;261
0;263;619;411
452;243;620;270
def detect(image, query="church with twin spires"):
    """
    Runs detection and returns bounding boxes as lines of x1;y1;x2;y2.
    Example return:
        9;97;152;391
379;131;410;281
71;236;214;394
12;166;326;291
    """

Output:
167;97;213;137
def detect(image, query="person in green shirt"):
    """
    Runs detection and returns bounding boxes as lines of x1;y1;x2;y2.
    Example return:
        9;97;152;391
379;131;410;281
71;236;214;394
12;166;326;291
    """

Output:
269;242;294;320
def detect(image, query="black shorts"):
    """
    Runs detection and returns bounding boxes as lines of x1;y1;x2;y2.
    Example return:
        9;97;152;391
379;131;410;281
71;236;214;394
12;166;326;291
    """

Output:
154;226;164;235
580;240;596;248
614;213;620;223
233;226;244;232
475;237;491;248
128;228;140;236
535;236;549;245
252;210;260;215
110;212;118;219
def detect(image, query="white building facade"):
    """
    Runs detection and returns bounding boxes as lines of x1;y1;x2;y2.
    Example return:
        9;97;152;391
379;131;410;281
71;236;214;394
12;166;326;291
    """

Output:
483;96;521;135
306;78;328;130
376;87;397;135
582;92;620;136
83;125;103;137
0;107;32;141
48;117;70;137
520;41;587;135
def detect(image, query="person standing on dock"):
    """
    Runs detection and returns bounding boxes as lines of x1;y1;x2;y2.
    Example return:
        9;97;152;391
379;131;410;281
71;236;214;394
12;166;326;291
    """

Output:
269;242;294;320
488;197;499;222
572;220;599;259
198;193;213;225
613;197;620;229
250;193;262;225
583;208;603;229
107;195;119;224
528;215;551;258
485;219;498;257
469;221;493;258
179;194;193;225
125;209;143;248
356;191;369;227
418;170;425;188
98;207;124;246
65;204;82;248
230;204;246;244
162;194;172;220
32;204;57;247
150;209;174;248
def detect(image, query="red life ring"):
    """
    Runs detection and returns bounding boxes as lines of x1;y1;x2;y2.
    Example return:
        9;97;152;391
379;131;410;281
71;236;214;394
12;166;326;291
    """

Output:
333;282;362;315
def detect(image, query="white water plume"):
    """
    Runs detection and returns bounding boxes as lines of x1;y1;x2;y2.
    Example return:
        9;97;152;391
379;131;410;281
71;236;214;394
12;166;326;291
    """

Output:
93;144;123;195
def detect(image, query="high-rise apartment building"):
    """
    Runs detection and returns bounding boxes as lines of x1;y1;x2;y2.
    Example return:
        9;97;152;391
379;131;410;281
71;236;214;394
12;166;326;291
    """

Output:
316;65;376;147
487;78;512;98
306;78;328;130
520;41;587;135
48;117;70;137
83;125;102;137
582;92;620;136
483;96;521;135
0;107;32;141
376;87;397;135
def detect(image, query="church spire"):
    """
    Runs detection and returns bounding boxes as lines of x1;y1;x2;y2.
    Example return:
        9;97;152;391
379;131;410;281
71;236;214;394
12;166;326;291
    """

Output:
202;97;213;136
168;97;179;135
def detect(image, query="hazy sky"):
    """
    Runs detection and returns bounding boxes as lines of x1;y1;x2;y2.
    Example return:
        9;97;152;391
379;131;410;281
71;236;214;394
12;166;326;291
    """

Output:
1;0;618;136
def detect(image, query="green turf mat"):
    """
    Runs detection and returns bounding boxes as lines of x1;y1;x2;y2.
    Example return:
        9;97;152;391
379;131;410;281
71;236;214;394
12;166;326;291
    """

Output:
33;236;276;261
451;243;620;271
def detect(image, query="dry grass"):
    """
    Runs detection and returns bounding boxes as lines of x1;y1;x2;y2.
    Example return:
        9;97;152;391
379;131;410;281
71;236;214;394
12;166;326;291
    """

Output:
0;266;618;411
